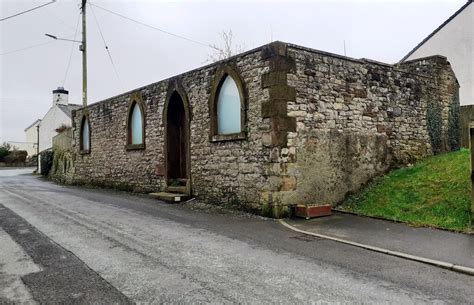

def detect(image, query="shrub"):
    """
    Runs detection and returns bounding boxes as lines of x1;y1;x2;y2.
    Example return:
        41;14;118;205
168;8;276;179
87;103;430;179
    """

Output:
0;142;11;160
55;124;69;133
3;150;27;164
40;151;54;176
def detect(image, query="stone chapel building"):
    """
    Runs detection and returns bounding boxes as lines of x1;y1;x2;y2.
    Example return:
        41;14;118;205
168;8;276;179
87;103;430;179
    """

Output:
69;42;460;217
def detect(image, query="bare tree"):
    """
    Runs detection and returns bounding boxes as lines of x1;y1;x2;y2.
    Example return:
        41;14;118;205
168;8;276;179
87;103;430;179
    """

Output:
207;30;245;62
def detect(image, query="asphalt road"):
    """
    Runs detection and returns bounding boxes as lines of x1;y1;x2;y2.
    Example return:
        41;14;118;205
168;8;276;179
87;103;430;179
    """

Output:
0;168;473;304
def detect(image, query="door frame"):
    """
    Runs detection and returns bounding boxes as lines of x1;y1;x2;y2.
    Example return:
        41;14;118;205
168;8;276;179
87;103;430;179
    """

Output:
163;85;192;194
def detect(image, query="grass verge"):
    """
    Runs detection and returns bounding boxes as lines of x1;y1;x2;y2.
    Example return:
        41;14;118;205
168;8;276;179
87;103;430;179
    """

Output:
339;149;471;232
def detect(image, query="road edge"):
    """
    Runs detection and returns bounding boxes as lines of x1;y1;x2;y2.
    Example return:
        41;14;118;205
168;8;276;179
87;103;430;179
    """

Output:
278;219;474;276
0;203;133;304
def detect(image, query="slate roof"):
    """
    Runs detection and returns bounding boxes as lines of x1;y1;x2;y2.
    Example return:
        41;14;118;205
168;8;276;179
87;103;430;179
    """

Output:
400;0;473;62
24;119;41;132
57;104;82;118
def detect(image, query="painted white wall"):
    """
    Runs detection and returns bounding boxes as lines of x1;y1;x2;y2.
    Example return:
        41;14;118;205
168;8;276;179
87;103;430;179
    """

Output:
38;107;72;152
53;92;69;106
5;120;40;156
25;121;39;144
406;3;473;105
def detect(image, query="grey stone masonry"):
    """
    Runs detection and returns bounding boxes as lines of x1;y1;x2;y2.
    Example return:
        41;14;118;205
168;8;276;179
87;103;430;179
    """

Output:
67;41;459;217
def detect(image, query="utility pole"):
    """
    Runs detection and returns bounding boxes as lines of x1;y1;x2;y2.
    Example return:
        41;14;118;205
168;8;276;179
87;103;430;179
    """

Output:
44;1;87;103
470;124;474;228
81;0;87;107
36;124;40;173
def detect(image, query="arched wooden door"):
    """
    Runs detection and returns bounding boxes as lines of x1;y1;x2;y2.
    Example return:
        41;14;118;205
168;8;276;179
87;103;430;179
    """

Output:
165;91;190;192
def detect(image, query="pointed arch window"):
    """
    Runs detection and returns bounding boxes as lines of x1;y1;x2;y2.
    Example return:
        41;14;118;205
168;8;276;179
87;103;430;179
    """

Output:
210;66;247;142
80;116;90;153
127;100;145;149
217;75;241;134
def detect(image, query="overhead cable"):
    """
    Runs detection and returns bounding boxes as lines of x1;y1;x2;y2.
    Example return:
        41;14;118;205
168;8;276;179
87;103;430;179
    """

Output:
89;2;124;90
0;0;56;22
88;1;219;51
1;33;77;56
62;12;81;86
0;41;54;56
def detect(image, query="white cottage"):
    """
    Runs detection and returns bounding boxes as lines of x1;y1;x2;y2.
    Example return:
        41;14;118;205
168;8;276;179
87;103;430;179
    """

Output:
35;87;81;153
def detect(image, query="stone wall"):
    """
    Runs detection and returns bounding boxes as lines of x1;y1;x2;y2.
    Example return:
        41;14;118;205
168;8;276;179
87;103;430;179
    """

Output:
70;41;460;217
399;55;460;153
262;44;459;211
72;47;271;211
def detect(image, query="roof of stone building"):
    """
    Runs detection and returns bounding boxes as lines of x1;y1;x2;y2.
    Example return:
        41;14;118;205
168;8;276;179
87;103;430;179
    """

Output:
58;104;82;118
24;119;41;132
400;0;472;62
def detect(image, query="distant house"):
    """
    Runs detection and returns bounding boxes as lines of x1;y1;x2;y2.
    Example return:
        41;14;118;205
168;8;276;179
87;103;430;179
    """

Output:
36;87;81;153
7;119;40;157
23;87;80;173
401;0;473;106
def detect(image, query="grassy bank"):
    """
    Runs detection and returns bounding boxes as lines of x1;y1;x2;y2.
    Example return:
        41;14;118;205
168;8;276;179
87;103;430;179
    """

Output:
339;149;471;232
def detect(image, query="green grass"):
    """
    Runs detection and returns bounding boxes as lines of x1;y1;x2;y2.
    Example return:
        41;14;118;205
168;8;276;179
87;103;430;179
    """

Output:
339;149;471;232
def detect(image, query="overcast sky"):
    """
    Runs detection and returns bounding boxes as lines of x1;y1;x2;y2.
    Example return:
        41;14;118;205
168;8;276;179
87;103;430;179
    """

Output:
0;0;467;142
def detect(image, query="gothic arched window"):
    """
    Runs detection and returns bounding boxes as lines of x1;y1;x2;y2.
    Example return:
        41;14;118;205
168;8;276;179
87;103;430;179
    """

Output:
209;66;247;141
127;100;145;149
80;116;90;153
217;75;241;134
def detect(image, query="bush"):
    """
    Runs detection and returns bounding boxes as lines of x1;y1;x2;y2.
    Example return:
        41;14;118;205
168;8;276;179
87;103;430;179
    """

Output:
0;142;11;161
55;124;69;133
26;154;38;167
4;150;27;164
40;151;54;176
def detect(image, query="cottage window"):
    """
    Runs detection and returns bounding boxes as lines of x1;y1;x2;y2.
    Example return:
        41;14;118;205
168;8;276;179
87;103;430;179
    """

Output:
127;101;145;149
80;116;90;153
217;75;241;134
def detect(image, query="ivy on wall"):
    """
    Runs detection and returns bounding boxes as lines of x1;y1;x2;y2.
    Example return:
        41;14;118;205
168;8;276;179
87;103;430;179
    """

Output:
447;92;460;151
427;100;443;154
52;150;65;173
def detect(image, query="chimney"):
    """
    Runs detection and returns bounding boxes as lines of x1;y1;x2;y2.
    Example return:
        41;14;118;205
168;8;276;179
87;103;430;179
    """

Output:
52;87;69;106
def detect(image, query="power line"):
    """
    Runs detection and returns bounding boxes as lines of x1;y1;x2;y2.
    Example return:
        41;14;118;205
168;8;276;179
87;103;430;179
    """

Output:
88;2;219;51
0;0;56;22
0;34;77;56
0;41;54;56
89;3;123;90
62;12;81;87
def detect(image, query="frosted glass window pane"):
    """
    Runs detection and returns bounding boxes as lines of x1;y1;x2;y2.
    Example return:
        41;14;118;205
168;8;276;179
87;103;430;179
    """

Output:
217;75;241;134
82;119;90;150
130;104;143;144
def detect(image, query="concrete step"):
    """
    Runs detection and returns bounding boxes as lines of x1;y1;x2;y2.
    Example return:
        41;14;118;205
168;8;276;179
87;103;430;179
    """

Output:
149;192;190;203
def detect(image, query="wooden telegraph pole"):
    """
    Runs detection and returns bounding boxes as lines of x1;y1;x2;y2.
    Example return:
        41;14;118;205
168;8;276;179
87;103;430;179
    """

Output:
80;0;87;107
470;124;474;228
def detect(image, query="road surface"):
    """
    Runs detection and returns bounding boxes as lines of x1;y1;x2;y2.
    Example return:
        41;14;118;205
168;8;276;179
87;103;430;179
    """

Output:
0;168;472;303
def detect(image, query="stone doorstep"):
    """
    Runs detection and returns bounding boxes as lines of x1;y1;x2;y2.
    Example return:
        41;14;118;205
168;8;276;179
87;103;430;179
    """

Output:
165;186;187;193
149;192;191;203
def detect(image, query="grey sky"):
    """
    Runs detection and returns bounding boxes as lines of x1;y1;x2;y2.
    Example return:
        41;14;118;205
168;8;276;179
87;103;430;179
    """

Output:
0;0;467;142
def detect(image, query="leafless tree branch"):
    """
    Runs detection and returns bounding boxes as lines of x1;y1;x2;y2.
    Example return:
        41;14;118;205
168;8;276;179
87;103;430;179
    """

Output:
207;30;245;63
